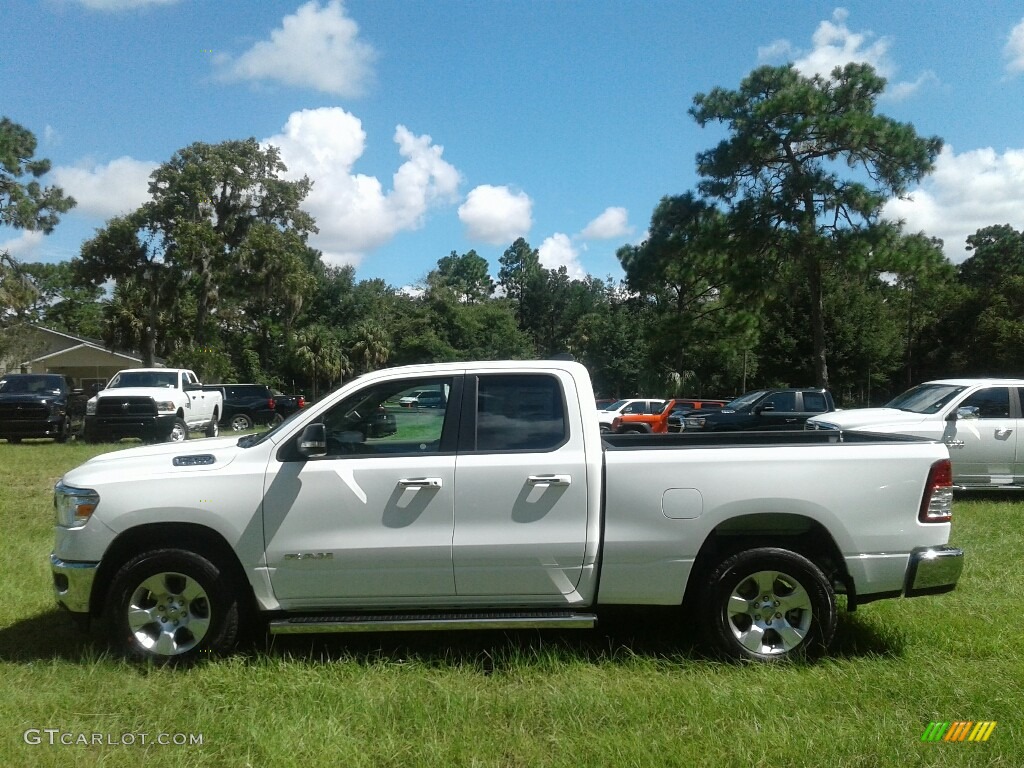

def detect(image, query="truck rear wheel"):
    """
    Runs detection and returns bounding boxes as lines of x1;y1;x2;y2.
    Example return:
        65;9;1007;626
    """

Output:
104;549;239;663
700;547;836;661
205;412;219;438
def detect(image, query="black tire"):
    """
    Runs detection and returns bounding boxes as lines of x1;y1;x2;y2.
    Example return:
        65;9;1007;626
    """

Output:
56;418;70;444
167;417;188;443
205;412;220;438
104;549;240;664
700;547;836;662
229;413;253;432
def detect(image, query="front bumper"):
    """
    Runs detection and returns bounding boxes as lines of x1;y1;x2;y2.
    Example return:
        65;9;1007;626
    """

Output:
0;416;64;439
85;413;176;441
50;553;99;614
904;545;964;597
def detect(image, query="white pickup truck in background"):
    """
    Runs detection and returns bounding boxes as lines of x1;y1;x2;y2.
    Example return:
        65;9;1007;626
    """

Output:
807;378;1024;490
52;360;963;663
83;368;222;444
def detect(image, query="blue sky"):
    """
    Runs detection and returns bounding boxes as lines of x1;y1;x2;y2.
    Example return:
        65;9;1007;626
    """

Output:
4;0;1024;290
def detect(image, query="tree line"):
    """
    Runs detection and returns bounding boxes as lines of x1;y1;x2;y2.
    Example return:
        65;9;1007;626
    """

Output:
3;63;1023;404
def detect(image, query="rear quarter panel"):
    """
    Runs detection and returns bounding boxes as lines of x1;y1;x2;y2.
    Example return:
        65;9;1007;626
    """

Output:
598;439;951;604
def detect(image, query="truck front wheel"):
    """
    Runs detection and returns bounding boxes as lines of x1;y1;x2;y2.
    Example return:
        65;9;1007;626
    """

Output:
700;547;836;661
105;549;239;663
167;417;188;442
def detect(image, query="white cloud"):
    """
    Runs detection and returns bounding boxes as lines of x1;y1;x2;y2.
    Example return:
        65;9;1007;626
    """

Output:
882;144;1024;262
72;0;180;8
216;1;376;97
794;8;893;78
1005;19;1024;75
579;207;630;240
538;233;586;279
882;70;939;101
761;9;935;101
0;230;45;260
757;40;795;62
264;107;461;266
458;185;533;245
51;156;157;219
42;125;61;147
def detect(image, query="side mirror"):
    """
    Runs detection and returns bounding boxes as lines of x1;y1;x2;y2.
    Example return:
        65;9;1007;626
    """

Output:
951;406;979;421
183;382;200;392
297;424;327;457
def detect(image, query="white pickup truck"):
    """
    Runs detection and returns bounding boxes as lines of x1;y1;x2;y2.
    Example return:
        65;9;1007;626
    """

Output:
807;378;1024;490
51;360;963;664
83;368;222;444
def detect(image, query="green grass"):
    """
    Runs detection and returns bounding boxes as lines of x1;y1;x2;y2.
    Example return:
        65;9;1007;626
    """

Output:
1;441;1021;766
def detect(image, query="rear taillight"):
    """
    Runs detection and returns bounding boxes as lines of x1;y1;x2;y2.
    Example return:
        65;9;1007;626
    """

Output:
920;458;954;523
268;398;276;410
297;396;305;409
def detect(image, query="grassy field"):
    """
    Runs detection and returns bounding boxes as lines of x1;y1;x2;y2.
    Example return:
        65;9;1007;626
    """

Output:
1;440;1021;767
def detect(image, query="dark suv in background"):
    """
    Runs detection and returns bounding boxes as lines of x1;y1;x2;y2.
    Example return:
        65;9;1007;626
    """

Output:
684;388;835;431
0;373;80;443
215;384;278;431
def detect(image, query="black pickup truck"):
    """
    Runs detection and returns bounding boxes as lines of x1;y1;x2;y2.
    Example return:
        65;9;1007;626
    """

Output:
683;388;835;431
0;373;85;443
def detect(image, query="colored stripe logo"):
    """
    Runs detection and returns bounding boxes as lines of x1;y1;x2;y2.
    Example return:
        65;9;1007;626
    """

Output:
921;721;997;742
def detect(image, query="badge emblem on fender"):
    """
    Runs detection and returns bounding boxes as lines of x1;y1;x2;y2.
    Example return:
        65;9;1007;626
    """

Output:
284;552;334;560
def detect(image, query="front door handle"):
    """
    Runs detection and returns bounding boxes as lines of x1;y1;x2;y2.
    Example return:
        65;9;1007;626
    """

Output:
399;477;442;488
528;474;571;486
996;427;1013;438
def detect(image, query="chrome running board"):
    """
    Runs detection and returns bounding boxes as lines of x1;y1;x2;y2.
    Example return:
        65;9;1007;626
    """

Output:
269;610;597;635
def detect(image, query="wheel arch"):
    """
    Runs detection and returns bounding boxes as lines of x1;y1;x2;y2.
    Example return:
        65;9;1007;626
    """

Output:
683;513;855;610
91;523;256;620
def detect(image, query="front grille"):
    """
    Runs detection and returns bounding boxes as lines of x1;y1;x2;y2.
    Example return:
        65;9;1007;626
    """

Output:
0;402;49;419
96;397;157;418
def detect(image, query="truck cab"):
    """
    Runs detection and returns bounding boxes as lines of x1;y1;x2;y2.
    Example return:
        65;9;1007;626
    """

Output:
686;388;834;431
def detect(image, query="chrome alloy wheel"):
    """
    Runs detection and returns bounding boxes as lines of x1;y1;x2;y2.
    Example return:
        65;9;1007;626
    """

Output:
169;421;187;442
726;569;813;655
127;572;211;656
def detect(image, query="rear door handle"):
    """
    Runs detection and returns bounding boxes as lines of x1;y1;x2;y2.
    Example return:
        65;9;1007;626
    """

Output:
399;477;442;488
528;474;571;486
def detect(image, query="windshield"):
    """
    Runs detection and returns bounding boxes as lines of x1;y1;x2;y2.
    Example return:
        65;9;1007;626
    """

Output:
885;383;967;414
724;390;769;411
601;399;628;412
0;375;64;395
108;371;179;389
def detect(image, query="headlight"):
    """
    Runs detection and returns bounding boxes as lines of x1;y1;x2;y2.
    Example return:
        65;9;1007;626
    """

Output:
685;416;705;428
811;422;840;431
86;398;97;415
54;482;100;528
155;400;176;414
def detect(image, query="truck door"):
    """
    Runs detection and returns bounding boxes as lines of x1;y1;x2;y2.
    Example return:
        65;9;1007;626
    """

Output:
262;375;461;601
943;386;1017;486
452;372;590;597
753;391;799;429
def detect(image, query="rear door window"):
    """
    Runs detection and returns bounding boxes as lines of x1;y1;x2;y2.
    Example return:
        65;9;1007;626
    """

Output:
474;374;566;452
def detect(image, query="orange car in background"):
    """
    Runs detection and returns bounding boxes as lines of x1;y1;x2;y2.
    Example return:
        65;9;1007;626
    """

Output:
612;397;728;434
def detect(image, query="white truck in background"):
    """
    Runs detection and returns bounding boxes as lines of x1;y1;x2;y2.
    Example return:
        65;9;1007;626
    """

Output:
53;360;962;664
83;368;222;444
807;378;1024;490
